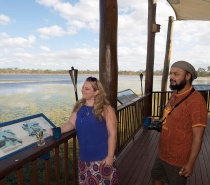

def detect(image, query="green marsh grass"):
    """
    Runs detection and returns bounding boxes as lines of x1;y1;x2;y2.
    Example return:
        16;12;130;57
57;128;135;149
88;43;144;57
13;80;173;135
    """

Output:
0;92;79;184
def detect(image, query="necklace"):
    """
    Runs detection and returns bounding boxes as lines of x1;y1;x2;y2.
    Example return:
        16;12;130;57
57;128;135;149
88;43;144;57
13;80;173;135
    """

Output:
80;107;90;123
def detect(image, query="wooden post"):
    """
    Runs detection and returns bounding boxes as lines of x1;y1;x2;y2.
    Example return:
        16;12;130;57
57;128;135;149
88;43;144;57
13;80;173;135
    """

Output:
145;0;159;116
73;136;77;185
99;0;118;111
160;16;174;117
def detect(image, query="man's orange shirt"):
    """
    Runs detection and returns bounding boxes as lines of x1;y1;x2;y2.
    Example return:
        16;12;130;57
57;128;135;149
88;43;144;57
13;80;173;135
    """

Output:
158;86;208;167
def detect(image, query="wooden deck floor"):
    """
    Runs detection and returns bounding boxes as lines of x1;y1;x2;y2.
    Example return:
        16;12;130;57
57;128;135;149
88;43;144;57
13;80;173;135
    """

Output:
117;115;210;185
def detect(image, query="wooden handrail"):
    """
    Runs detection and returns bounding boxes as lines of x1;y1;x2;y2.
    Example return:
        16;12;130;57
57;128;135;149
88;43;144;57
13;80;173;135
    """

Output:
0;130;77;184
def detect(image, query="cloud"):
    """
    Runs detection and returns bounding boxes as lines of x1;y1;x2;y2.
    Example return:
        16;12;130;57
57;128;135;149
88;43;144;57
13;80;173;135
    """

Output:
118;46;147;71
37;25;76;39
0;14;10;25
40;34;50;40
35;0;99;33
1;0;210;72
0;47;99;70
1;44;148;71
3;48;10;54
70;20;86;30
162;20;210;70
53;0;99;22
0;32;9;38
40;46;51;51
0;35;36;49
35;0;60;7
15;48;26;52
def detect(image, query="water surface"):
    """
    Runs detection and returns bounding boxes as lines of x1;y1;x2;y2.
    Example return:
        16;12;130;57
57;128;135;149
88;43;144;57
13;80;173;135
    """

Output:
0;74;209;124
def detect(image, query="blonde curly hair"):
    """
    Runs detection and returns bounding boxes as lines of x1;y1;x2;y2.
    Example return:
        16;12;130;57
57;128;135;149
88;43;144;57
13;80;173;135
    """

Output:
72;77;110;122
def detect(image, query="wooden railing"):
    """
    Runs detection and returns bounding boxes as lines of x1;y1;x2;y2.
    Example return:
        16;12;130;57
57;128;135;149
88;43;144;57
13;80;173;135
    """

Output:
116;89;209;155
152;90;210;117
199;90;210;112
151;91;173;117
116;94;150;154
1;90;209;184
0;131;77;185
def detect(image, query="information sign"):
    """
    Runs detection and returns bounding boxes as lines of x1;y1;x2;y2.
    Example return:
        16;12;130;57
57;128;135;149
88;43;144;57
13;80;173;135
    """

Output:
117;89;138;104
0;113;55;161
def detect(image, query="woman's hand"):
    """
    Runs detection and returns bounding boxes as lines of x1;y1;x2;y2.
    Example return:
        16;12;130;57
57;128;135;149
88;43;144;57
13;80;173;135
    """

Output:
50;112;76;137
102;156;113;167
102;105;116;168
50;128;53;136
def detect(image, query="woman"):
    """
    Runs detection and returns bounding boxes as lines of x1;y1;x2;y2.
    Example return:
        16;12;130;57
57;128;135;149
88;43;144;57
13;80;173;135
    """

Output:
52;76;118;185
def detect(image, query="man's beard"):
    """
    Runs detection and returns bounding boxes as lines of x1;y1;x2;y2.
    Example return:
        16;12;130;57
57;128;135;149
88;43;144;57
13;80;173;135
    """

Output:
169;78;187;91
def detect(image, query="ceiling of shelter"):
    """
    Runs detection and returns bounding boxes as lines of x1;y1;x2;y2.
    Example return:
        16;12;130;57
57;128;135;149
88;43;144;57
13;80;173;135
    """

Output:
167;0;210;21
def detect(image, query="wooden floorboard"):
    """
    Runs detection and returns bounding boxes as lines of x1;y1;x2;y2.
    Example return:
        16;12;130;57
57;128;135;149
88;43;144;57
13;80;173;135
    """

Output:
117;115;210;185
118;130;153;185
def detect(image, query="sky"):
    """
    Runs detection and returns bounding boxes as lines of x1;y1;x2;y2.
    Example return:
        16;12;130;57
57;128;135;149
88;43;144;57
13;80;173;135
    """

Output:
0;0;210;72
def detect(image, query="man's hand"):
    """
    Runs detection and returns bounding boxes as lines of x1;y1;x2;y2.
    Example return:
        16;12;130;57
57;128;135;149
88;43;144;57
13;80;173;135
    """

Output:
179;126;205;178
179;162;194;177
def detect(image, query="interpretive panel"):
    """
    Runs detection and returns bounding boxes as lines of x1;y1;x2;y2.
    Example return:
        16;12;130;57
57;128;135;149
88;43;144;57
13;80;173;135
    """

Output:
193;85;210;91
0;113;55;161
117;89;138;104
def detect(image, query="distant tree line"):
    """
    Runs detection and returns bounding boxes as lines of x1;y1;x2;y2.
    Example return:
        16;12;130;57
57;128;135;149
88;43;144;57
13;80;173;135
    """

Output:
0;66;210;76
0;68;98;75
197;67;210;77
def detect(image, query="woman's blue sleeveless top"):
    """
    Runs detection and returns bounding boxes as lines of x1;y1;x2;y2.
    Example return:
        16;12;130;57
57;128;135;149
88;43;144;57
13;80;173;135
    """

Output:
75;105;108;161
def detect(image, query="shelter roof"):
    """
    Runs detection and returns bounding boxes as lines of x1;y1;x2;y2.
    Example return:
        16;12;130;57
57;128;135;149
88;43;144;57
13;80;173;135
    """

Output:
167;0;210;21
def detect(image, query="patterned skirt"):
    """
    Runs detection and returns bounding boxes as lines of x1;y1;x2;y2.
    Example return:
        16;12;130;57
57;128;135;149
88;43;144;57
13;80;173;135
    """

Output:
78;157;118;185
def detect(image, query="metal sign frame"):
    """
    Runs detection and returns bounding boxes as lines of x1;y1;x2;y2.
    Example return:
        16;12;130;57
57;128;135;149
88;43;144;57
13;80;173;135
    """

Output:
0;113;55;161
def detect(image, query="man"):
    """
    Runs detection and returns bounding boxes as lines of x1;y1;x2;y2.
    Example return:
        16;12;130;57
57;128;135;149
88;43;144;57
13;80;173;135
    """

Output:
151;61;208;185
